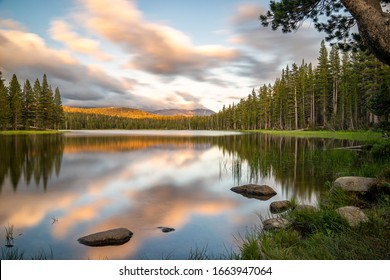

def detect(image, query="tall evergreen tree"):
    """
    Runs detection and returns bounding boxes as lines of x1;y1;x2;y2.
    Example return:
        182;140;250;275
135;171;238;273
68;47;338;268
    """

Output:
315;41;331;126
23;79;36;128
8;74;23;130
37;74;53;129
329;45;341;127
32;78;41;128
0;72;10;130
307;63;316;128
53;87;65;129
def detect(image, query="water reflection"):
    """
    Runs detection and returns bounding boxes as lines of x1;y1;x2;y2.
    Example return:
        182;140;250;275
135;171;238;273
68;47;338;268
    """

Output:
0;134;64;192
0;131;369;259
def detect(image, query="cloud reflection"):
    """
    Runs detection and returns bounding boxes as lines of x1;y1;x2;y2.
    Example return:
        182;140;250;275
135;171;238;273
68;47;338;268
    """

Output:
0;136;241;259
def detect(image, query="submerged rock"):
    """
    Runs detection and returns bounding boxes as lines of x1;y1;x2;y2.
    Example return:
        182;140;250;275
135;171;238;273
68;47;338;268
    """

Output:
270;200;292;213
332;176;377;192
157;227;175;233
231;184;277;200
336;206;369;227
78;227;133;247
262;218;290;231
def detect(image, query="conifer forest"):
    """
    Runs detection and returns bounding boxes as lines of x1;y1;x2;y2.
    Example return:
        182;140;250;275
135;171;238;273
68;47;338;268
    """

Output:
0;73;65;130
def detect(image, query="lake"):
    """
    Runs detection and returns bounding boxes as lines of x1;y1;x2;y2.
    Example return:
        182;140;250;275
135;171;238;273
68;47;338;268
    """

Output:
0;130;369;259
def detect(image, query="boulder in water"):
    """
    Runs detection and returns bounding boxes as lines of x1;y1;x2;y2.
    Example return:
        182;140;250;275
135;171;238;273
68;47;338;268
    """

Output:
78;227;133;247
231;184;277;200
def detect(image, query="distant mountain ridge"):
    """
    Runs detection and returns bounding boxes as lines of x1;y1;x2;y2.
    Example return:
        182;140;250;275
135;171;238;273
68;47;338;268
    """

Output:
63;106;160;119
63;106;215;119
152;108;215;116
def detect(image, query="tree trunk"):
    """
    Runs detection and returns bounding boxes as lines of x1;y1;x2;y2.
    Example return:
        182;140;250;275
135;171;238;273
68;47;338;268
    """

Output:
341;0;390;66
294;86;298;129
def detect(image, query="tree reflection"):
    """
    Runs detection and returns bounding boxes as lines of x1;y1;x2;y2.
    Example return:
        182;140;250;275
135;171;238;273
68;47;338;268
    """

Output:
0;132;370;198
212;133;369;199
0;134;65;192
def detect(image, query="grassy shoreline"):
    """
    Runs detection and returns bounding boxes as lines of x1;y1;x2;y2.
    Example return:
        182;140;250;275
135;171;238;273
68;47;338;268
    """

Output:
1;128;385;141
246;129;384;142
238;183;390;260
0;130;65;135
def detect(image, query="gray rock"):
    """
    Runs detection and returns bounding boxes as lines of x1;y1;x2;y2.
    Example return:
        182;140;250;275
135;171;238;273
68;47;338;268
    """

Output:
78;227;133;247
158;227;175;233
262;218;290;231
231;184;277;200
332;176;377;192
270;200;292;213
336;206;369;227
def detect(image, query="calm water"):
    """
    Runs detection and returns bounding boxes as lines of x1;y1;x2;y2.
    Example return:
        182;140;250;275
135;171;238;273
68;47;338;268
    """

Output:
0;131;368;259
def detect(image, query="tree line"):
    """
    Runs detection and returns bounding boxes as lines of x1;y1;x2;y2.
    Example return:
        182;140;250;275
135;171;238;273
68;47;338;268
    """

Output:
0;72;65;130
211;42;390;131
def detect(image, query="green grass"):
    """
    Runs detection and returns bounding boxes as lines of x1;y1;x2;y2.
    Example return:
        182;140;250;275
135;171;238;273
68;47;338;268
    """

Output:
0;130;65;135
248;130;383;142
1;247;53;260
238;183;390;260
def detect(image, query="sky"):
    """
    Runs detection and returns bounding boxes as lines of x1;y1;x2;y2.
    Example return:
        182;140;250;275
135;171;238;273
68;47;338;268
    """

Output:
0;0;325;112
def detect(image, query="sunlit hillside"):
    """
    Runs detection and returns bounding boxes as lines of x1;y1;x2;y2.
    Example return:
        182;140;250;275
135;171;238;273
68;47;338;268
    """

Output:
63;106;168;119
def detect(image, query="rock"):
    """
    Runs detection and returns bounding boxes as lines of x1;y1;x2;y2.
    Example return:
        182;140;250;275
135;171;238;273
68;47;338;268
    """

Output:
262;218;290;231
157;227;175;233
332;176;377;192
270;200;292;213
231;184;277;200
336;206;369;227
294;204;319;212
78;227;133;247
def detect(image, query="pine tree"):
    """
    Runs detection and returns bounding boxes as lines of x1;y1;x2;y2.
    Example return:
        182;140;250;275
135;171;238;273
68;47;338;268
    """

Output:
8;74;23;130
315;41;331;127
307;63;316;128
37;74;54;129
53;87;65;129
329;45;341;128
339;50;352;129
291;63;299;130
32;79;41;128
23;79;36;128
0;72;10;130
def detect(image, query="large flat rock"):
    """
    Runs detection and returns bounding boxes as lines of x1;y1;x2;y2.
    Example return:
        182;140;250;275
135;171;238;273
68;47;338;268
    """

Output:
332;176;377;192
78;227;133;247
231;184;277;200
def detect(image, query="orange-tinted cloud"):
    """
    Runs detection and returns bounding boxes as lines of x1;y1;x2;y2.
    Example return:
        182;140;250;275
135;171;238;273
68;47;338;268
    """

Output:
50;20;112;61
230;4;266;24
0;24;143;106
80;0;239;77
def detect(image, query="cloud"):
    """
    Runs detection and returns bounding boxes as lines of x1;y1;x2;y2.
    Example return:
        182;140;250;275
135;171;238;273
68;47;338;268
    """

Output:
79;0;239;79
228;3;324;85
0;25;144;106
50;20;112;61
230;3;266;24
171;91;205;110
0;18;26;31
